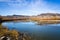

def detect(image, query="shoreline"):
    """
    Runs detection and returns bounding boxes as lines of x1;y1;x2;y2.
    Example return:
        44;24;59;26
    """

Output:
0;24;31;40
1;19;60;25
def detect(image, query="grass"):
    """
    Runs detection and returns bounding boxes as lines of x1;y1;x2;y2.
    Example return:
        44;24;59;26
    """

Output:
30;16;60;24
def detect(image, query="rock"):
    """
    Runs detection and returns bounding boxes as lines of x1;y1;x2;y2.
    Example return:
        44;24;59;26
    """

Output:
18;33;31;40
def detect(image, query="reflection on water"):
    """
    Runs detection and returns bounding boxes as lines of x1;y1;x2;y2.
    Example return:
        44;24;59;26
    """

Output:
1;21;60;40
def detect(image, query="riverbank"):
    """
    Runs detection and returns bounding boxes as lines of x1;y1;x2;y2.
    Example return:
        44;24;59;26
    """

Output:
30;16;60;24
0;24;31;40
1;13;60;25
36;20;60;25
30;13;60;24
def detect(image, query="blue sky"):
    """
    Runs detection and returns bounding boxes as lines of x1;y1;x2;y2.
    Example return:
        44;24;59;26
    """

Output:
0;0;60;16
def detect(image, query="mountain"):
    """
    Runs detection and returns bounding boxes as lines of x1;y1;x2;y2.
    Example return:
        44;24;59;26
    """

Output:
37;13;60;16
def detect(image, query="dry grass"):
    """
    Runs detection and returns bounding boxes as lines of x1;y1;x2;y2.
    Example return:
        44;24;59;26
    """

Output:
30;16;60;24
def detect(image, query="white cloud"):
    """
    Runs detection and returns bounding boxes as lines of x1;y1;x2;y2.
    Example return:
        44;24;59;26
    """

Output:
8;0;60;15
0;0;60;16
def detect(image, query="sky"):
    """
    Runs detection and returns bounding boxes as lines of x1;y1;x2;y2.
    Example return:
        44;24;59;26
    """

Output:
0;0;60;16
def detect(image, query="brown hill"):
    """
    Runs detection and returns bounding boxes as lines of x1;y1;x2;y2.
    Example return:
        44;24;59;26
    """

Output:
38;13;60;16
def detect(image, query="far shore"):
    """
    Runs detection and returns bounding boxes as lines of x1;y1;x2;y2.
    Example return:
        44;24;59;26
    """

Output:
1;13;60;24
1;19;60;25
36;20;60;25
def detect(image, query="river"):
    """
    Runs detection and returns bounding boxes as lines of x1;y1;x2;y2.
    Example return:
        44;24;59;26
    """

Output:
2;21;60;40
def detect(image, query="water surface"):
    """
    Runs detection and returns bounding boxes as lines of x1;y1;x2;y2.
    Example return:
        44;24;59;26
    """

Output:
2;21;60;40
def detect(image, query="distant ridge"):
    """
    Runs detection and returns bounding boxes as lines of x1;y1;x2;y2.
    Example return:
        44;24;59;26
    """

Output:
38;13;60;16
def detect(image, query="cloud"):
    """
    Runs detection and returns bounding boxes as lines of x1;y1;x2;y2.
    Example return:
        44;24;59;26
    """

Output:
0;0;60;16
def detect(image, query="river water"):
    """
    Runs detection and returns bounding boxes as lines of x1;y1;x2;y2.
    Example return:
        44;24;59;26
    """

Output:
2;21;60;40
